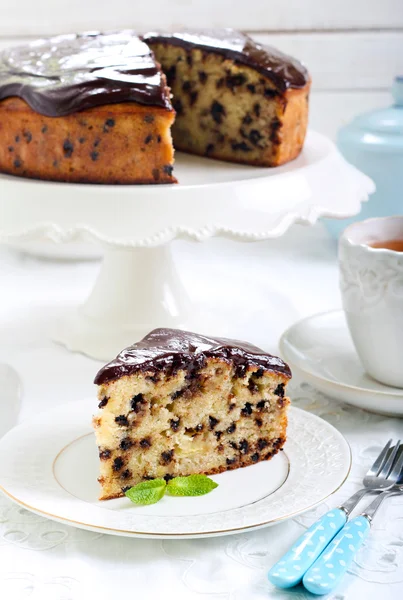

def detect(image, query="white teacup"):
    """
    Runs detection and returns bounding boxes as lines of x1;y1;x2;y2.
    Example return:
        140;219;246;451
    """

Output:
339;216;403;388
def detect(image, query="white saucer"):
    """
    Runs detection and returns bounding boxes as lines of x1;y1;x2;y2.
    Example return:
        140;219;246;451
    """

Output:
280;310;403;417
0;400;350;539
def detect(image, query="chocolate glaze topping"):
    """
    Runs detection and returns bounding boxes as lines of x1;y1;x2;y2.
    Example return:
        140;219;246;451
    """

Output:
144;29;308;92
94;328;292;385
0;31;172;117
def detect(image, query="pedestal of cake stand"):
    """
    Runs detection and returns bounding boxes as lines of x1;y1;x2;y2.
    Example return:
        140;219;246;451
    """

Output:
54;244;194;360
0;131;374;361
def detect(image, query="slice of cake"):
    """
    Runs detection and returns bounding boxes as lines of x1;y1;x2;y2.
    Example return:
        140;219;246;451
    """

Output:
144;29;310;167
93;328;291;500
0;32;176;184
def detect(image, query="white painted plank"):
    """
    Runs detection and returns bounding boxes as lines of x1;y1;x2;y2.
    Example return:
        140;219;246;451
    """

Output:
0;32;400;92
309;90;390;139
253;32;403;91
0;0;402;36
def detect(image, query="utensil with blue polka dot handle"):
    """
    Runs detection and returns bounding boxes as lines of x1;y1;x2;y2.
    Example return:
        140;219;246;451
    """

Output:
303;482;403;595
268;439;401;590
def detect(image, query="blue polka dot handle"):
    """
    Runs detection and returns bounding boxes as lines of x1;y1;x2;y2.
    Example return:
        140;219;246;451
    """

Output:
303;516;370;595
268;508;347;589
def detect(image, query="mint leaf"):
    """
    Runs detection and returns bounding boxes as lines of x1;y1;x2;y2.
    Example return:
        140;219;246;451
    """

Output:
125;479;166;505
166;474;218;496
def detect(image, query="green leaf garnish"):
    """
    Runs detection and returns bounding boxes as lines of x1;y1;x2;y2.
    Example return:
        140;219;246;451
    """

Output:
125;478;166;505
166;474;218;496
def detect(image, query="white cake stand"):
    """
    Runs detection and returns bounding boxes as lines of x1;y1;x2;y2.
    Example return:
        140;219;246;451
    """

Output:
0;131;374;360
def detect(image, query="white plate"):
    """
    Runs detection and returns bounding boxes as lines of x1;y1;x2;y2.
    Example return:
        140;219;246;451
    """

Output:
0;400;350;539
280;310;403;417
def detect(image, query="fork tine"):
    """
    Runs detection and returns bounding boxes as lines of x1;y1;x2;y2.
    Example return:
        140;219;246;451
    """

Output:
388;444;403;483
379;440;401;479
368;439;392;476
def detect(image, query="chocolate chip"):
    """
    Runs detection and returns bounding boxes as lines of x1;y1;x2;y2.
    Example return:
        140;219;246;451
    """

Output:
217;444;224;453
226;423;236;434
121;469;131;479
170;418;181;431
247;84;256;93
15;135;20;143
241;402;253;416
255;368;264;378
264;88;278;98
195;423;204;432
206;143;214;155
105;118;115;128
226;457;237;465
253;103;261;117
143;475;154;480
8;146;13;152
258;438;269;450
190;91;198;105
274;384;285;397
98;396;109;408
63;139;74;157
226;74;247;89
157;135;161;143
161;450;174;464
239;439;249;454
230;441;238;449
41;125;48;134
249;129;262;145
215;430;223;440
255;418;263;427
198;71;207;83
115;415;129;426
163;165;174;176
216;77;224;89
90;151;99;161
164;473;174;482
251;453;260;462
186;53;193;66
242;114;252;125
171;390;184;400
248;379;259;393
131;393;145;412
209;416;219;430
152;168;160;181
144;134;153;144
122;486;131;493
99;449;111;460
140;437;151;448
144;115;154;123
93;138;101;147
113;457;124;471
120;437;133;450
229;403;236;412
79;137;86;144
182;80;191;92
23;131;32;143
256;400;266;410
172;98;183;116
211;100;225;124
166;65;176;81
231;141;251;152
13;159;22;168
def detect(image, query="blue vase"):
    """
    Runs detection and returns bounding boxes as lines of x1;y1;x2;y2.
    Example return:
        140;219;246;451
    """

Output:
324;77;403;238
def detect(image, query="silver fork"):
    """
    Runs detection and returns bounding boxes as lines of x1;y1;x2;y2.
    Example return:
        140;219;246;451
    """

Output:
304;446;403;595
268;439;403;590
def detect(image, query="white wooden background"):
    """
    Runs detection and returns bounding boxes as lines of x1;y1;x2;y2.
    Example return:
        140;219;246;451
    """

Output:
1;0;402;139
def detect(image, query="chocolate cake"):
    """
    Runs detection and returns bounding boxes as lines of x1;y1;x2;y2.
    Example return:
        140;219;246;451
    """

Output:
145;29;310;166
0;32;176;184
93;328;291;500
0;29;309;183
